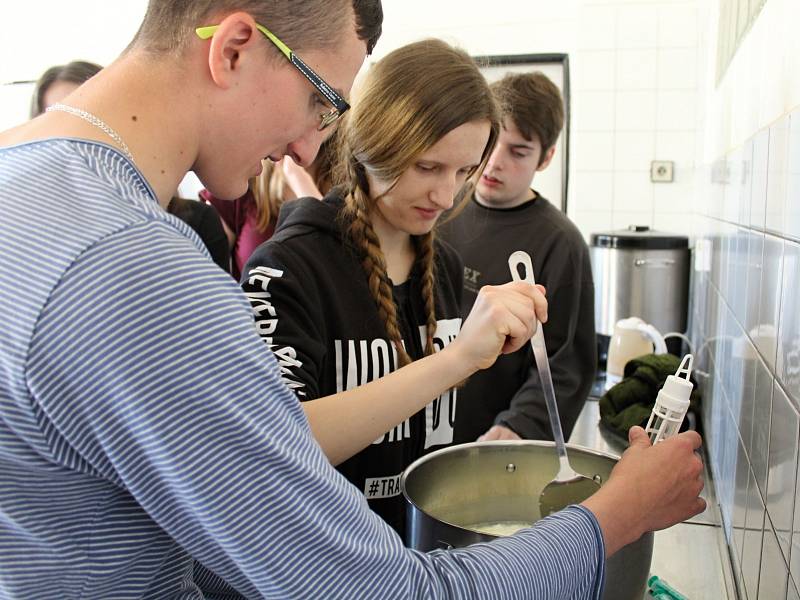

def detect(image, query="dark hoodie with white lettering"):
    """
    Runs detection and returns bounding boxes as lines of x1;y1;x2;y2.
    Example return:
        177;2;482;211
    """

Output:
240;193;463;537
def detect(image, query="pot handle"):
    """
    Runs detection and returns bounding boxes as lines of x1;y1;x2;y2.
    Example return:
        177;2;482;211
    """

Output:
634;258;676;267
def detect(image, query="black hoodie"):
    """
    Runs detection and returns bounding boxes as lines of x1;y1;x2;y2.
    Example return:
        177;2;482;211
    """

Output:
240;193;464;537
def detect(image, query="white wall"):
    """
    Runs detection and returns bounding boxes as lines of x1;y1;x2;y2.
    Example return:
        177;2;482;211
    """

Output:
1;0;702;240
2;2;146;82
1;1;147;129
688;0;800;597
376;0;702;240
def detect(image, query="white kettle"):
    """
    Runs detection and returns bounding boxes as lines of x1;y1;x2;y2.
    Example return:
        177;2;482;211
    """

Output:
605;317;668;389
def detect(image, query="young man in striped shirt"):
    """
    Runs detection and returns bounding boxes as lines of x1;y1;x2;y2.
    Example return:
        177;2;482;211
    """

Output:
0;1;705;598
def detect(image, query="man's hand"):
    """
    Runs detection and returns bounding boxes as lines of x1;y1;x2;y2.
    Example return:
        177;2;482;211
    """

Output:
478;425;521;441
581;426;705;556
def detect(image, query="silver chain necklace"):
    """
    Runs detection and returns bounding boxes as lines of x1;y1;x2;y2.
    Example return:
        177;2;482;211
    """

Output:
46;103;135;164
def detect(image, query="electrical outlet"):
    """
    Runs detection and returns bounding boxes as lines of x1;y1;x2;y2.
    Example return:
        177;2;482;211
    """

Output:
650;160;674;183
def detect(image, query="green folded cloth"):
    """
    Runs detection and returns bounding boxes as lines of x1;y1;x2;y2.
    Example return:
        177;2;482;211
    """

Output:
599;353;701;439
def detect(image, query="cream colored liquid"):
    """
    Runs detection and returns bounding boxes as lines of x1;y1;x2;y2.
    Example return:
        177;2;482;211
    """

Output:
467;521;533;537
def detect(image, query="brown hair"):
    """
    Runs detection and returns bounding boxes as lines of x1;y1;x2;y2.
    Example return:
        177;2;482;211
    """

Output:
30;61;103;118
491;72;564;163
338;39;499;367
131;0;382;56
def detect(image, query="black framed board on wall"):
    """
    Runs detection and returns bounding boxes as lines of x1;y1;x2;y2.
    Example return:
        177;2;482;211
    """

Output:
473;53;571;214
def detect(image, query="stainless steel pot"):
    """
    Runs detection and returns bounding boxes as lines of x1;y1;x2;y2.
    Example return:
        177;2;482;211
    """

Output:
401;441;653;600
590;225;690;338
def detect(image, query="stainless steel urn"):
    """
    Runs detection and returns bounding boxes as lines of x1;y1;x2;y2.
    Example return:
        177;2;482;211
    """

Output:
401;441;653;600
590;225;690;338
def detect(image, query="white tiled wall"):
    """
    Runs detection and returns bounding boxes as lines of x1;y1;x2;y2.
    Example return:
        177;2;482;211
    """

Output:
567;0;700;241
689;0;800;594
690;113;800;597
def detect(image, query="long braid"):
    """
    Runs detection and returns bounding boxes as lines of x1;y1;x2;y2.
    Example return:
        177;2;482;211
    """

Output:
414;233;438;357
343;187;413;368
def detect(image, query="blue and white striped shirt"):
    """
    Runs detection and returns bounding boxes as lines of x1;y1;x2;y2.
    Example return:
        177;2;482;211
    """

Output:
0;139;605;599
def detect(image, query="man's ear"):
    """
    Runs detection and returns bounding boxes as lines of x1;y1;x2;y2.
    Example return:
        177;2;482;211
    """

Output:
206;12;260;90
537;145;557;172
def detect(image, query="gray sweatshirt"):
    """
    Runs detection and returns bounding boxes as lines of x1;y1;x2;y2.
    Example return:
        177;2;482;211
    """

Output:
439;192;597;442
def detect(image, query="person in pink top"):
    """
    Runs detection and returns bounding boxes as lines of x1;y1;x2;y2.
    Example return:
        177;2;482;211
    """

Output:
202;134;336;279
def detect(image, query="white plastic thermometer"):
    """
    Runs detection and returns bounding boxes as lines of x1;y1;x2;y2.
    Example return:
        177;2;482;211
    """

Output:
645;354;694;444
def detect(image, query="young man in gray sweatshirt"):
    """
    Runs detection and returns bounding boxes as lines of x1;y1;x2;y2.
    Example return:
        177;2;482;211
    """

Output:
441;71;596;443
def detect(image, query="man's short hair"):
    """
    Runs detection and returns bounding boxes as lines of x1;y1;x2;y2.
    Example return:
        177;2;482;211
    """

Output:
491;72;564;163
132;0;382;56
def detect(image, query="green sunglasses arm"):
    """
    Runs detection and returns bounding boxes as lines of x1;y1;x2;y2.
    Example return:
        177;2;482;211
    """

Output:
195;24;293;62
195;25;218;40
255;24;293;60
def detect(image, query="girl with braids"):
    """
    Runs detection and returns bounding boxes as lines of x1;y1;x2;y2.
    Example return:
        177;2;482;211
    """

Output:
240;39;507;536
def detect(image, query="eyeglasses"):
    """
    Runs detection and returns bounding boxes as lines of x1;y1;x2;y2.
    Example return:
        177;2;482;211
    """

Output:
196;22;350;131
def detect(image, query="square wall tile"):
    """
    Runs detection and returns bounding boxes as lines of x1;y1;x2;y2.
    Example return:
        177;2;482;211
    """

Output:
577;5;616;50
727;319;747;420
767;116;790;235
654;181;694;215
786;109;800;242
722;406;740;521
743;465;766;599
572;91;615;132
573;51;616;92
614;131;655;172
709;371;727;479
613;172;654;211
704;375;720;461
728;228;750;327
655;131;696;170
657;3;698;48
657;48;697;90
739;346;759;454
759;520;790;599
726;148;744;225
719;306;736;411
707;289;723;366
655;91;697;131
756;235;785;372
689;279;707;344
745;230;765;336
571;210;612;243
615;49;657;90
569;171;614;213
611;210;652;231
740;139;754;227
709;161;726;219
718;222;735;301
710;226;724;290
615;90;657;131
694;165;712;216
752;356;774;498
778;240;800;405
767;381;800;561
652;213;692;235
734;435;750;572
616;3;658;49
752;128;770;231
572;132;615;171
